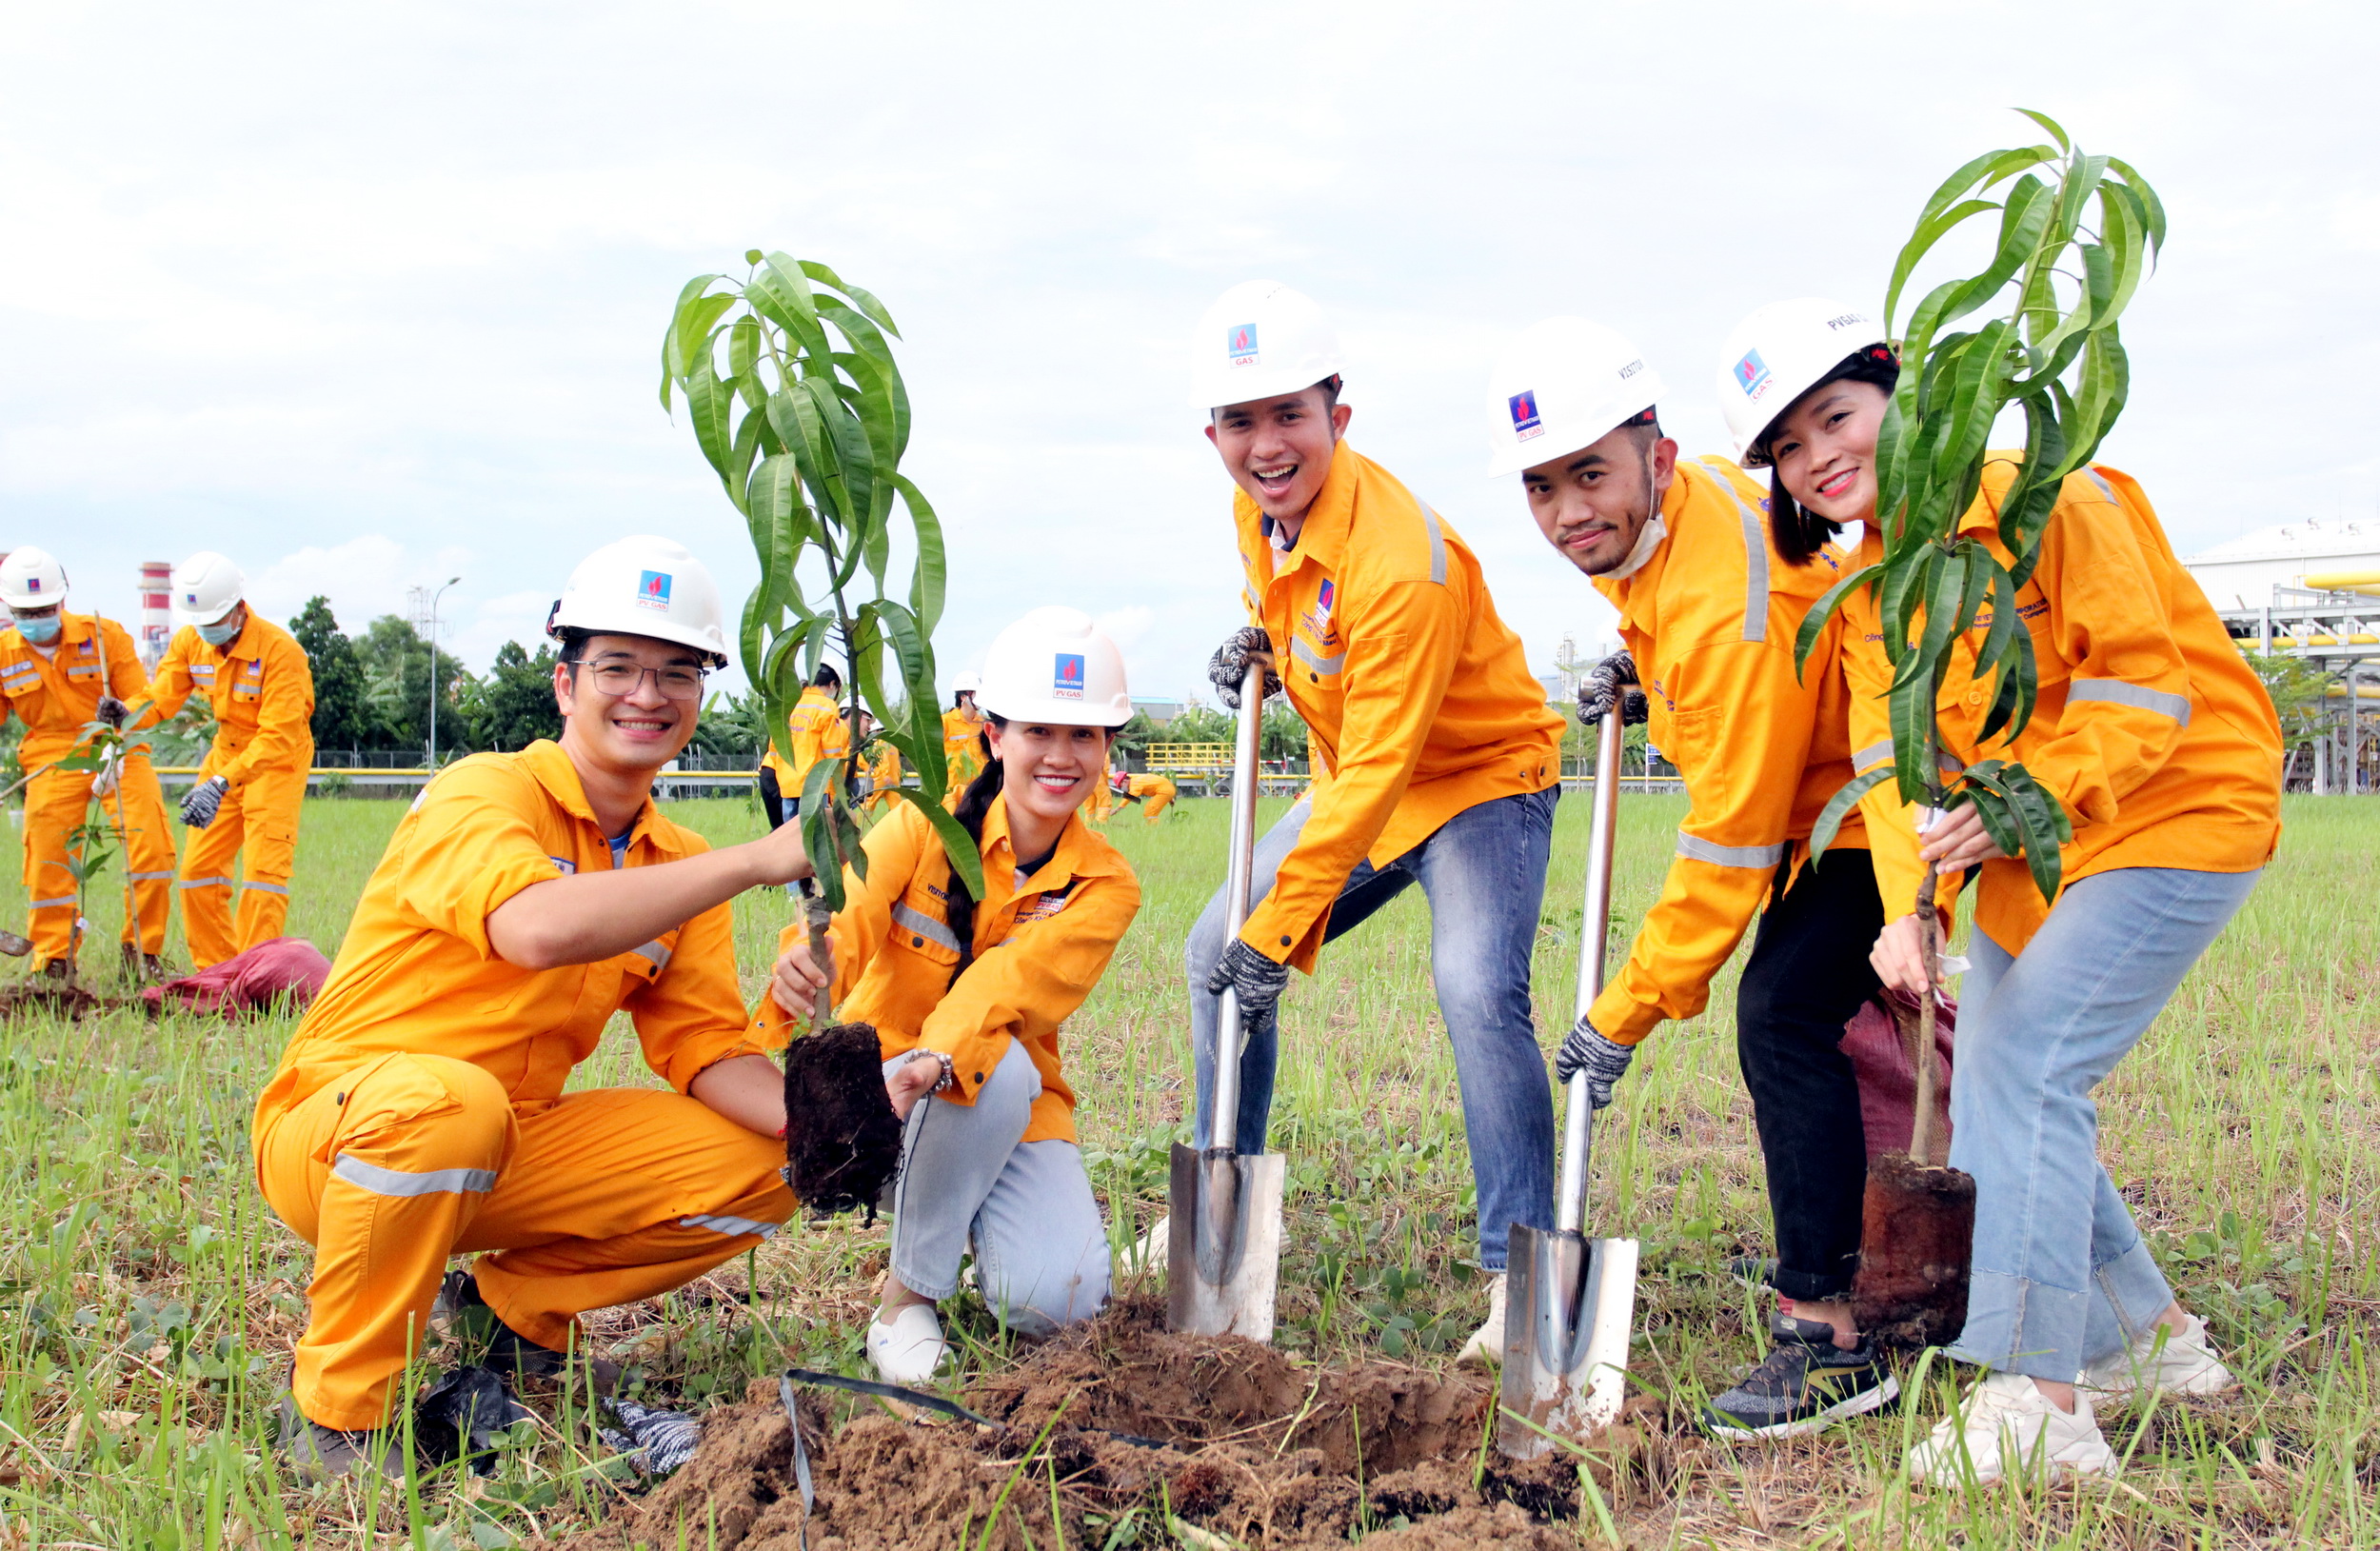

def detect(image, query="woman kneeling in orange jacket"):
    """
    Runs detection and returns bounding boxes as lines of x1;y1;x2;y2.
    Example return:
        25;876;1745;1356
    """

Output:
764;607;1141;1384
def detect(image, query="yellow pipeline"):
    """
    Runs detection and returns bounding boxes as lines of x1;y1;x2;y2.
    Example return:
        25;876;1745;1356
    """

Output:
2304;570;2380;599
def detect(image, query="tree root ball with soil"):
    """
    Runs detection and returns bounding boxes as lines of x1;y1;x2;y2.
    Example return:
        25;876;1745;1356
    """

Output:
783;1022;905;1221
0;983;116;1021
543;1299;1669;1550
1851;1149;1977;1350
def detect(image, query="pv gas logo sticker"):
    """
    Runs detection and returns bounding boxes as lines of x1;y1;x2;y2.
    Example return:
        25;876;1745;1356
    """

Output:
1508;389;1544;442
1053;652;1085;700
24;577;40;594
636;570;672;611
1735;349;1772;401
1316;579;1336;624
1227;323;1259;367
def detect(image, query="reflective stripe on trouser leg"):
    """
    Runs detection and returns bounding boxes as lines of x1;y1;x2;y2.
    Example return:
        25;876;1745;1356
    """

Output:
251;1052;517;1431
464;1085;796;1353
177;789;246;970
114;761;179;954
232;767;306;955
22;766;94;963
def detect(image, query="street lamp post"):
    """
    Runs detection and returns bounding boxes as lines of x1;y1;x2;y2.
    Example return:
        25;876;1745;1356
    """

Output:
427;576;461;769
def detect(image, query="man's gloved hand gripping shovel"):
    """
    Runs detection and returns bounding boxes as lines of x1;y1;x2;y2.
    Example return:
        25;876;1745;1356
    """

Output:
1167;661;1287;1339
1499;711;1640;1458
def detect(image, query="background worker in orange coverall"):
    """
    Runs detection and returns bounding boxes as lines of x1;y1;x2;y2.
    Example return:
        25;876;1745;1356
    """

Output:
0;547;176;980
252;536;828;1480
1730;299;2281;1486
757;663;850;827
1482;315;1899;1440
762;607;1140;1386
1180;281;1568;1362
1106;765;1178;823
130;552;315;967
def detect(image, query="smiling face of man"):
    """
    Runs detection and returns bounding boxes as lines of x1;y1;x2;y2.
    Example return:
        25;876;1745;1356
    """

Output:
1204;384;1353;530
553;632;705;774
1520;422;1677;576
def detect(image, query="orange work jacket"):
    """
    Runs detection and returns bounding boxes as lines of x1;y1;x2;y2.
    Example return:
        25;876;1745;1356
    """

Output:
1846;459;2283;955
1587;456;1870;1045
762;686;850;791
138;616;316;784
1231;444;1565;968
942;706;986;785
756;796;1140;1144
255;740;765;1123
0;612;155;766
861;741;903;811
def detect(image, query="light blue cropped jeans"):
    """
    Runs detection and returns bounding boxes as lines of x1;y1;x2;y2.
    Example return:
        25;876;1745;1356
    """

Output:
1946;865;2261;1382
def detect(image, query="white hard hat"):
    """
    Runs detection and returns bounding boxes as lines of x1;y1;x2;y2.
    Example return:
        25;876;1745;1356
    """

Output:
1189;280;1346;410
976;606;1132;728
171;551;247;625
0;547;69;609
951;670;982;694
1715;297;1889;467
545;535;729;667
1482;317;1667;480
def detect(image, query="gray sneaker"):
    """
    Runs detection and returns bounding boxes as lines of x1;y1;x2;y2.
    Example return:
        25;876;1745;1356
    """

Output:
276;1396;406;1481
1699;1314;1900;1440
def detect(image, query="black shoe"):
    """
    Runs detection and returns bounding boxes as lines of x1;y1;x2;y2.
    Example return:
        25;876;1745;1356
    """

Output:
1698;1315;1900;1440
435;1271;621;1392
1724;1255;1779;1290
277;1395;407;1481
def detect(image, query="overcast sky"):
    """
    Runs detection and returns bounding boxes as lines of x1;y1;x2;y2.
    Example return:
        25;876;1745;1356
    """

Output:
5;1;2372;703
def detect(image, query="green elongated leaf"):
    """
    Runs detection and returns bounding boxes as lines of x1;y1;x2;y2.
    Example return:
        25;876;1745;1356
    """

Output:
1810;767;1893;864
1949;762;2024;859
1879;546;1937;668
1792;561;1880;678
800;788;847;912
799;259;901;336
659;273;723;409
896;476;948;633
882;787;987;901
1890;666;1938;804
1900;547;1973;698
2106;157;2167;251
1972;561;2019;712
1885;197;2001;333
2001;763;2072;903
753;252;833;355
725;398;768;505
728;314;762;381
2013;109;2070;151
684;346;737;487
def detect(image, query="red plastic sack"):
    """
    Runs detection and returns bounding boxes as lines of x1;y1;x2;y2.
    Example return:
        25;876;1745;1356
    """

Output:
1841;987;1955;1163
140;937;333;1019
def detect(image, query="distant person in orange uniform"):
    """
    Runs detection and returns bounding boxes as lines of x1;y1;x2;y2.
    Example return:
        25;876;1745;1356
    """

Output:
1727;298;2281;1485
941;670;986;794
1106;766;1178;823
129;553;316;968
1485;315;1896;1434
253;536;829;1480
1180;281;1566;1362
764;608;1140;1385
853;710;904;816
0;547;176;980
757;664;850;828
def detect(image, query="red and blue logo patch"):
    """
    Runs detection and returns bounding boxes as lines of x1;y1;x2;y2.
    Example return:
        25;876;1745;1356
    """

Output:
636;569;672;611
1316;579;1336;622
1508;389;1543;442
1227;323;1259;366
1053;652;1085;700
1735;349;1772;399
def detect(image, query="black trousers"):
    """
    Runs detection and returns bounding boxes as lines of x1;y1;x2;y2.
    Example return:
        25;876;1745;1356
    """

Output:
1734;848;1885;1302
758;768;798;830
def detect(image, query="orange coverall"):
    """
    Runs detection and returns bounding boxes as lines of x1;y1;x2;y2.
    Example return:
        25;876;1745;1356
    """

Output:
1231;445;1566;967
136;616;315;966
1109;770;1177;822
861;740;904;815
1585;456;1872;1044
760;686;852;805
1;613;176;964
1846;460;2283;956
251;740;790;1429
942;705;986;790
757;796;1140;1144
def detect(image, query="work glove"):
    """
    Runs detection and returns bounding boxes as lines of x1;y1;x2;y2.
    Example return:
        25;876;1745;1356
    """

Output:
1205;938;1292;1028
1577;650;1648;727
1553;1016;1636;1109
599;1397;703;1478
1207;626;1282;710
93;753;121;802
180;775;228;829
94;695;130;729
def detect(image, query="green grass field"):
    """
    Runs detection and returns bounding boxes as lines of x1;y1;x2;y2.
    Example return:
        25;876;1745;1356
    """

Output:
1;791;2374;1547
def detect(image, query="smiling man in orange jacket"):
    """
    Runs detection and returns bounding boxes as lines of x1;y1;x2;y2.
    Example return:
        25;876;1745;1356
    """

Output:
252;536;819;1481
1180;281;1568;1362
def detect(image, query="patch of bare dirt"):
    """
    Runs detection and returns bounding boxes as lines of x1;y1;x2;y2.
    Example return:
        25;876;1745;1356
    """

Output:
0;983;119;1020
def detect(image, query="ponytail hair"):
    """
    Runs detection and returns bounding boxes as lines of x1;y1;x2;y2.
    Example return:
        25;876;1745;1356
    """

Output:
1763;344;1900;568
941;717;1007;989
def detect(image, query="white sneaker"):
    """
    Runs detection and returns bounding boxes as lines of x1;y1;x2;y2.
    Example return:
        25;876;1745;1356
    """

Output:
865;1303;947;1385
1908;1373;2119;1487
1456;1274;1508;1366
2079;1313;2234;1401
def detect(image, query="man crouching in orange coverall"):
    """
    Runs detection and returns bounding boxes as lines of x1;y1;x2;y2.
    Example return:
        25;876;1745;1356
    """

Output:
252;536;821;1479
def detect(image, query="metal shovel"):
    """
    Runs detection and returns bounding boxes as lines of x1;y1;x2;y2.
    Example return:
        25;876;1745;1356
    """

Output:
1168;662;1287;1340
1499;711;1641;1457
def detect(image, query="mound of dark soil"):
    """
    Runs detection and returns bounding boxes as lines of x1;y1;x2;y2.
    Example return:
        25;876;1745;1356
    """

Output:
0;983;116;1020
783;1023;903;1219
544;1299;1666;1550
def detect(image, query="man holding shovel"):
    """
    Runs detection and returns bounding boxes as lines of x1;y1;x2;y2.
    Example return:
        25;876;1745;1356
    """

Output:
1483;317;1900;1437
1180;280;1568;1358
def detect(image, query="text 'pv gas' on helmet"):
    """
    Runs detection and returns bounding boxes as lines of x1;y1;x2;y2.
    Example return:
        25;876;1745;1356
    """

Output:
1189;280;1346;410
545;535;729;667
975;606;1132;728
1482;316;1667;480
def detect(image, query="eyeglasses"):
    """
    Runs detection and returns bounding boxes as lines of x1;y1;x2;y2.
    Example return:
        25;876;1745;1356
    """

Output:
578;661;706;701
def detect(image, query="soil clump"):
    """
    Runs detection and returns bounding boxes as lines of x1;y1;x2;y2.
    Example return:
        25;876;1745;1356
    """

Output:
0;982;116;1020
782;1022;904;1219
544;1298;1665;1550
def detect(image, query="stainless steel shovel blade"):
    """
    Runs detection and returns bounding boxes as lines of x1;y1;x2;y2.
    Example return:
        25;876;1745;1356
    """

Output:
1167;1143;1286;1339
1498;1223;1639;1457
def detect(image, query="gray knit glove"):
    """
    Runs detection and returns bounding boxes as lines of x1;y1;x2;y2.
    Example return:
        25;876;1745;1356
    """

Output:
1205;939;1292;1027
180;775;228;828
1553;1016;1636;1108
1577;651;1647;727
1207;626;1281;709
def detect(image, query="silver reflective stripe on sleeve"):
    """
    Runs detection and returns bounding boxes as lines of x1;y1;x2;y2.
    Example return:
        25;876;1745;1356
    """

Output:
633;940;671;972
127;870;175;882
1243;583;1262;617
242;881;289;896
1675;831;1787;868
1699;458;1771;644
179;876;235;888
2083;468;2118;504
1854;740;1963;776
678;1213;780;1240
891;901;962;952
331;1154;497;1198
2069;679;2192;726
1290;638;1344;675
1418;503;1448;585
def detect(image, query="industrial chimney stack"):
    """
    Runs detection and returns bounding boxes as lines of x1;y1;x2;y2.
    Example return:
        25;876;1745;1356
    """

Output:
139;560;172;669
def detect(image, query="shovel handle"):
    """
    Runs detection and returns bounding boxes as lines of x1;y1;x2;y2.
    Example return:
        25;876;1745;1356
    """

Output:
1203;661;1268;1155
1556;713;1627;1236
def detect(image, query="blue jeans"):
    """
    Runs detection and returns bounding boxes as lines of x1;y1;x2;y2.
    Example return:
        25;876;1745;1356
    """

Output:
1946;865;2261;1382
1184;786;1559;1272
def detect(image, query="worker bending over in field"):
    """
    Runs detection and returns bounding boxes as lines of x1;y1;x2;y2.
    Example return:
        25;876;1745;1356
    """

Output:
0;547;176;980
764;608;1140;1383
1180;281;1567;1359
942;669;986;794
253;536;816;1479
1732;299;2281;1485
757;663;849;828
1108;764;1178;823
1484;317;1895;1432
129;553;314;968
854;709;904;816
